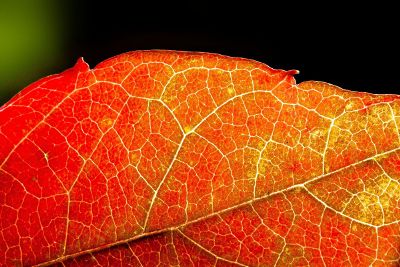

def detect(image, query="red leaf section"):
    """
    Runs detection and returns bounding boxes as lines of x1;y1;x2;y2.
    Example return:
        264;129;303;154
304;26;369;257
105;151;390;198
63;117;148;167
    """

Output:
1;51;400;266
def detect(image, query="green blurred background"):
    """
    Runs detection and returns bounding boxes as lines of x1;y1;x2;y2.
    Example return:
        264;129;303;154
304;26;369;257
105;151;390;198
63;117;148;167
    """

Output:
0;2;398;106
0;0;69;104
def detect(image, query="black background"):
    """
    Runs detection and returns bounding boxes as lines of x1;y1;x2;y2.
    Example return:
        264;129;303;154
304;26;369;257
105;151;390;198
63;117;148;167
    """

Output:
3;2;400;104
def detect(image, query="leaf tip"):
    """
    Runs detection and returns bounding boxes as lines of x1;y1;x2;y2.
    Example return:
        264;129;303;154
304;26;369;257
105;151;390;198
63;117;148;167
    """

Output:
73;57;90;73
288;69;300;75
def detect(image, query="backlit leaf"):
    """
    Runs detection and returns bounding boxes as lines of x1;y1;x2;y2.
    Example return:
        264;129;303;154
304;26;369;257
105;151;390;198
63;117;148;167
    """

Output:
1;51;400;266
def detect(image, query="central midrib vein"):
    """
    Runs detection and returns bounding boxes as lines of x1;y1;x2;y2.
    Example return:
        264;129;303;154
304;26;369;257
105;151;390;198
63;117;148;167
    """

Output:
34;145;400;267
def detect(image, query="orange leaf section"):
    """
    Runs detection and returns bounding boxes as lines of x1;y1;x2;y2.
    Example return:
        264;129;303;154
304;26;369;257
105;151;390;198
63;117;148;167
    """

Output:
1;51;400;266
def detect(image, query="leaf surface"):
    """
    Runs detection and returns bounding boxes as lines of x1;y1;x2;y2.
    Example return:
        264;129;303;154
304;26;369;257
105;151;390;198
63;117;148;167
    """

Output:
1;51;400;266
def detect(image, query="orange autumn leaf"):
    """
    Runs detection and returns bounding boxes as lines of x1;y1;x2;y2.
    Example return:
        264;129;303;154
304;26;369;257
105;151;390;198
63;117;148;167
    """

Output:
1;51;400;266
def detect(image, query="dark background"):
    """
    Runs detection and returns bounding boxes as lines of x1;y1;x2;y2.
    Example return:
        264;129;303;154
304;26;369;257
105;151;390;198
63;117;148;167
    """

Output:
1;1;398;105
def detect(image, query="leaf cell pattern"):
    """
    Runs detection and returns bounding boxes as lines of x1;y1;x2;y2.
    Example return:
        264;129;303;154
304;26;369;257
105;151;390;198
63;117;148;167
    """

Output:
1;51;400;266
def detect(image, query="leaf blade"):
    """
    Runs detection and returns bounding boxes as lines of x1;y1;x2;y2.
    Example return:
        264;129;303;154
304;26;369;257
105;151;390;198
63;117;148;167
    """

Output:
1;51;399;266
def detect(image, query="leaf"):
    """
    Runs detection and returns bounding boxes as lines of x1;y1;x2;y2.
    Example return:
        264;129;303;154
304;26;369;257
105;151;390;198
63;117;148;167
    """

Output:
1;51;400;266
